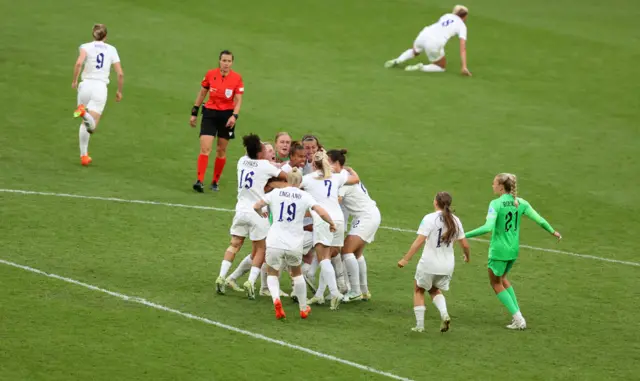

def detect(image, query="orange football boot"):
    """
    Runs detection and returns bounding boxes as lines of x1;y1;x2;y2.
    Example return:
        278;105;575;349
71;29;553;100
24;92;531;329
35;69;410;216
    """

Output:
81;155;92;166
274;299;286;321
300;305;311;319
74;104;87;118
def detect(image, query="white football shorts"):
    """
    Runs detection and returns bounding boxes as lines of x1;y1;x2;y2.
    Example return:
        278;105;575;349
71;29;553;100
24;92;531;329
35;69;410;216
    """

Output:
414;269;452;291
312;213;345;247
348;207;381;243
266;247;303;271
413;34;445;62
77;80;108;114
229;210;270;241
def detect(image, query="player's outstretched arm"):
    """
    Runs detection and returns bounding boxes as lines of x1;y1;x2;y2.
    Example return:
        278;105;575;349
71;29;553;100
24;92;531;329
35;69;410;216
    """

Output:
459;39;471;76
465;209;497;238
523;205;562;239
398;234;427;268
113;62;124;102
253;200;269;218
72;48;87;89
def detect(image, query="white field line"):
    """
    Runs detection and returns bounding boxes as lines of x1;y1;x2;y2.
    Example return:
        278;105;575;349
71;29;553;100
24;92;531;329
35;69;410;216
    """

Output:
1;188;638;268
0;258;413;381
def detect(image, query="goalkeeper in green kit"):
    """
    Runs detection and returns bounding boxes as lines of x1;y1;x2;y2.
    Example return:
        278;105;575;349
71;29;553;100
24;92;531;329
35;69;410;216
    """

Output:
465;173;562;330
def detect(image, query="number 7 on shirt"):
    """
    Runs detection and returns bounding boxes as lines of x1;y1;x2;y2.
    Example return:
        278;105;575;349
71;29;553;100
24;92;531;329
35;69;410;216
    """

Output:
324;180;332;197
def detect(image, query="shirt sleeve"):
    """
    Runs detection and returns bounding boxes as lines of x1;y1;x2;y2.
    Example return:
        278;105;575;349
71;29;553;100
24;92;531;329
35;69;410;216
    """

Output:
236;75;244;94
338;185;347;197
523;203;555;234
267;163;282;178
458;23;468;40
201;72;210;89
465;201;498;238
304;192;318;210
263;192;272;204
417;215;432;237
111;46;121;64
456;217;466;240
338;170;349;187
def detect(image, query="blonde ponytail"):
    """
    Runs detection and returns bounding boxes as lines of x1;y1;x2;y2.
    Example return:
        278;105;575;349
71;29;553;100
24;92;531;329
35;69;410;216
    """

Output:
496;173;519;207
313;151;332;179
287;167;303;186
510;174;519;207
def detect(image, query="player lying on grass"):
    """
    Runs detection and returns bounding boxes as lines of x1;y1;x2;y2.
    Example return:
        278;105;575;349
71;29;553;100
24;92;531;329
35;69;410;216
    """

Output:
385;5;471;76
398;192;470;333
465;173;562;330
253;168;336;320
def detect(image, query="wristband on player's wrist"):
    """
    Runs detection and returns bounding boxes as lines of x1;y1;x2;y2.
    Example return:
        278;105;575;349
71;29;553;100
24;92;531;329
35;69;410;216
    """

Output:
191;106;199;116
233;113;239;120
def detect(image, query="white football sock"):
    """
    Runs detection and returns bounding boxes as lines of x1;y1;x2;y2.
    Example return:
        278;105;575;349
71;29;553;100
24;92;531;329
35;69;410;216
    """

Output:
82;112;96;131
260;263;268;290
228;254;252;280
420;64;445;72
342;253;360;294
331;255;346;290
79;124;90;156
432;294;448;318
357;256;368;294
320;259;340;298
248;266;261;285
292;275;307;310
414;306;426;328
266;275;280;303
219;260;232;278
308;255;318;278
395;49;416;64
513;311;524;321
301;263;311;276
315;270;327;298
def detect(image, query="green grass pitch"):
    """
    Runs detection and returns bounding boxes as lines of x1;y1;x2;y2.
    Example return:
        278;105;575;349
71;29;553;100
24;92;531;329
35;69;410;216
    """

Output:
1;0;639;380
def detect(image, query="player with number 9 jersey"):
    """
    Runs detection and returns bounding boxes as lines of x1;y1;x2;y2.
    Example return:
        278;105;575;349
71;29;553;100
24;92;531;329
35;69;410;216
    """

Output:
72;24;124;166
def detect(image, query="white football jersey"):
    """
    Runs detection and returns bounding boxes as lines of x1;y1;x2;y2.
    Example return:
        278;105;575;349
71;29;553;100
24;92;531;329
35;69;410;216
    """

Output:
339;173;376;215
301;170;349;221
417;211;465;276
264;187;318;252
235;156;282;212
422;13;467;45
302;161;314;175
79;41;120;84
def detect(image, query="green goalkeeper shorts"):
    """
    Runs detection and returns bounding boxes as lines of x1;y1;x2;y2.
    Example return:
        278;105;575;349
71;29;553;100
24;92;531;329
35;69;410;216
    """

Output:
488;258;516;277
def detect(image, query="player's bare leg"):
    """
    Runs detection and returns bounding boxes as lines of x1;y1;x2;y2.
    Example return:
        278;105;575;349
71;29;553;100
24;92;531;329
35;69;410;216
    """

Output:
385;47;420;68
412;281;426;332
216;236;244;294
428;287;450;332
195;135;214;192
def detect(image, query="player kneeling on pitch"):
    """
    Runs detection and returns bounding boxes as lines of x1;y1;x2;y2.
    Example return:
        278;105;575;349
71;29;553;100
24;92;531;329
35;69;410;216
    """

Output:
253;168;336;320
397;192;470;333
385;5;471;76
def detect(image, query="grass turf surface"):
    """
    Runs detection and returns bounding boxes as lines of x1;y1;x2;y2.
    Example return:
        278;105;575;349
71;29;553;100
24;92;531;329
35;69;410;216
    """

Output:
1;0;639;379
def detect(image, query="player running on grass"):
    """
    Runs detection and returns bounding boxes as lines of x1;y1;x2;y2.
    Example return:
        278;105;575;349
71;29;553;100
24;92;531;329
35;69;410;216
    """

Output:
398;192;470;333
384;5;471;76
215;134;287;297
253;168;336;320
72;24;124;166
465;173;562;330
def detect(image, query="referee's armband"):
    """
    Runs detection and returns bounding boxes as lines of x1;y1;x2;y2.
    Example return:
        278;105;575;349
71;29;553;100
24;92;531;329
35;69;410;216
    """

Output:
191;106;199;117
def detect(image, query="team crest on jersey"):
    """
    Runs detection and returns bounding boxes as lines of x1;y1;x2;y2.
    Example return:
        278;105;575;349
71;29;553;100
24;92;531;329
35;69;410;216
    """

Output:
225;89;233;98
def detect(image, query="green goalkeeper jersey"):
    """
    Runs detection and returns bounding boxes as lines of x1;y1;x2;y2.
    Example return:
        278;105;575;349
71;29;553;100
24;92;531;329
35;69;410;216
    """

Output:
465;194;555;260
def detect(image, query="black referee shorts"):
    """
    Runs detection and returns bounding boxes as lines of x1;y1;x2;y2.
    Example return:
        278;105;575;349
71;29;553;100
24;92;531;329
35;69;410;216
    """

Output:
200;108;236;140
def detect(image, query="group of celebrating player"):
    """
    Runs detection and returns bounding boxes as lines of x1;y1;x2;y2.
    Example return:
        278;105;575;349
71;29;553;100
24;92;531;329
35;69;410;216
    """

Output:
70;5;564;332
212;132;380;321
